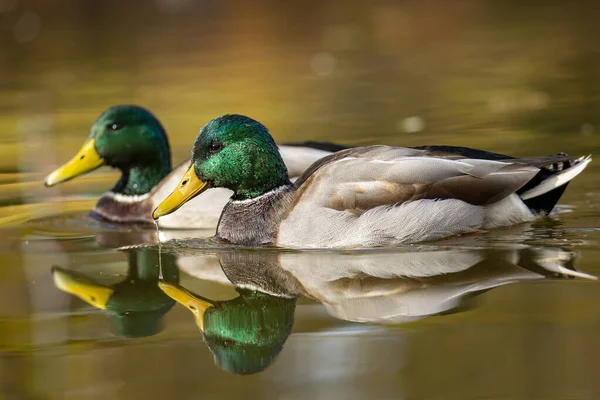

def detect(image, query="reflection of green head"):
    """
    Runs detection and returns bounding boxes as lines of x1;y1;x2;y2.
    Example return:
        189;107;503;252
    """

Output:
105;249;179;338
106;306;171;338
203;290;296;375
52;248;179;339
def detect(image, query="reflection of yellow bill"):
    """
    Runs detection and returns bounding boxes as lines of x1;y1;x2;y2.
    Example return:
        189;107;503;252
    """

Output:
44;139;104;186
153;165;211;220
158;281;214;331
52;267;114;310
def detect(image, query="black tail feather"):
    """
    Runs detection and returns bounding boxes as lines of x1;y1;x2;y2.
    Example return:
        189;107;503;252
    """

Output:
516;155;574;214
521;183;569;214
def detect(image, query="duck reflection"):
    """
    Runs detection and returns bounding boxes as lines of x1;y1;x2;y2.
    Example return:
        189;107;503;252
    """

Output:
52;231;180;338
159;252;298;375
270;246;595;323
165;245;594;374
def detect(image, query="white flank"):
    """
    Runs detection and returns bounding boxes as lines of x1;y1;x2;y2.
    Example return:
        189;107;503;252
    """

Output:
483;194;535;228
278;198;485;248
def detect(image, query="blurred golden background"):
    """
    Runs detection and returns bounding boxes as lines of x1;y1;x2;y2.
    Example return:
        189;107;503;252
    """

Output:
1;1;600;399
1;0;599;176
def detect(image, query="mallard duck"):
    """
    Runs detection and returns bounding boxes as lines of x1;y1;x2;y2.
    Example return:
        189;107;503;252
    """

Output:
153;114;592;248
43;105;345;228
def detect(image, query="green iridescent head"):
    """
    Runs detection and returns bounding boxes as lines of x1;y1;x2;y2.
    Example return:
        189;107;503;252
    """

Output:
192;114;290;199
151;114;292;219
45;105;171;196
92;106;170;169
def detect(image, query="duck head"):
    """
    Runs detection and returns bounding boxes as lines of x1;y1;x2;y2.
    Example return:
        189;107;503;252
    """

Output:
153;114;290;219
45;105;171;196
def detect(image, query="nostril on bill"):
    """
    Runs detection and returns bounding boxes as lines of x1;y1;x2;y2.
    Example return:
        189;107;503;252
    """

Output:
181;179;188;186
80;155;85;160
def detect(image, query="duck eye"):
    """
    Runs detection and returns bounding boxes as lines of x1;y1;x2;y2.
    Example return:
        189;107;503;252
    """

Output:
209;142;223;153
107;122;124;131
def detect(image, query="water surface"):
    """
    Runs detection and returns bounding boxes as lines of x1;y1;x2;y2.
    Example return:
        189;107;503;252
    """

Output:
1;1;600;399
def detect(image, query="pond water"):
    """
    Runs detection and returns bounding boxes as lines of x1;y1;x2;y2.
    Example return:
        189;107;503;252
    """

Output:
1;1;600;399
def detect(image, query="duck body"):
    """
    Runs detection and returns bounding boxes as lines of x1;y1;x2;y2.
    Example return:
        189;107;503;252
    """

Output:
216;147;590;248
153;114;592;249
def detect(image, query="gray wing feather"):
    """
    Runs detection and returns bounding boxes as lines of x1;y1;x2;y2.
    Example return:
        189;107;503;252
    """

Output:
295;146;541;211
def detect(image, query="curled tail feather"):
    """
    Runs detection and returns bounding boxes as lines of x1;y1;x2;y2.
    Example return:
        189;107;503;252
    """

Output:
518;155;592;214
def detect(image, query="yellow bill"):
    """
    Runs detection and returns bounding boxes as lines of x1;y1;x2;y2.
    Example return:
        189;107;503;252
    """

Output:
44;139;105;187
158;281;214;331
152;165;211;220
52;267;114;310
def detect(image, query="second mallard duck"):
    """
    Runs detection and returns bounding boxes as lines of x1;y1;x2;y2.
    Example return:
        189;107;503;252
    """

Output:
153;114;591;248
